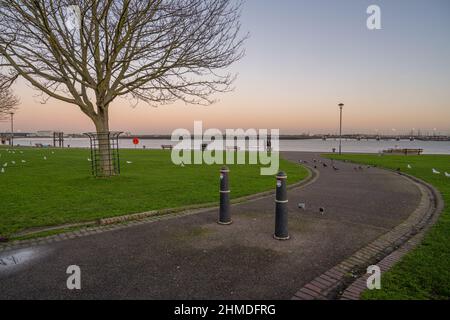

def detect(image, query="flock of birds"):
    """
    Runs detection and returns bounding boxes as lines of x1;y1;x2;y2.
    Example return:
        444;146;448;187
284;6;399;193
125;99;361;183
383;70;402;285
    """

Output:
406;164;449;177
1;149;449;179
0;149;135;174
298;157;450;178
297;159;340;215
299;158;342;172
1;149;28;174
295;158;450;216
432;168;450;177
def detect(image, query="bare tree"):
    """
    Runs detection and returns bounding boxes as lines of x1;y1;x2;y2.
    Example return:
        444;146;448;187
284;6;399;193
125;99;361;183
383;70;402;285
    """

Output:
0;0;246;175
0;74;19;121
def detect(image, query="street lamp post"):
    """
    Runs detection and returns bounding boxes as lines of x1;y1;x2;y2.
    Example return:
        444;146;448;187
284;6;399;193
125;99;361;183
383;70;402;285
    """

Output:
338;103;344;155
10;112;14;147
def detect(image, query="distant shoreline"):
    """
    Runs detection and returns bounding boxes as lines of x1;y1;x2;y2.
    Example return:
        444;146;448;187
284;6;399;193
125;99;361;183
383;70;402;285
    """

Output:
3;135;449;142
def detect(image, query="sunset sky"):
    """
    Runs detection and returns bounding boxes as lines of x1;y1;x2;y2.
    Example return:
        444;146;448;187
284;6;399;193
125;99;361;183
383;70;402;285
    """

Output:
1;0;450;135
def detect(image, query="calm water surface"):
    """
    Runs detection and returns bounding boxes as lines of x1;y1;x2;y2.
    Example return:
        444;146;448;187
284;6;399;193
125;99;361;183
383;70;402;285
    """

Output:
12;138;450;155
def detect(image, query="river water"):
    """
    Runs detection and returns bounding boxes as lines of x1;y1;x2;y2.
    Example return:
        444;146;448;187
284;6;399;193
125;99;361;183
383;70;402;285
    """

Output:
11;138;450;155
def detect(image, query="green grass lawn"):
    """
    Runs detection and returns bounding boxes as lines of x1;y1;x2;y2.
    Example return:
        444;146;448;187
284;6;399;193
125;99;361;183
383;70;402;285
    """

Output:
327;153;450;300
0;147;308;237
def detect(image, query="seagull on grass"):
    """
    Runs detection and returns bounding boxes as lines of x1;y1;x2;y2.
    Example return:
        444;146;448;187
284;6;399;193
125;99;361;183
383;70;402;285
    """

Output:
407;164;412;169
445;172;450;178
432;168;440;175
1;168;4;173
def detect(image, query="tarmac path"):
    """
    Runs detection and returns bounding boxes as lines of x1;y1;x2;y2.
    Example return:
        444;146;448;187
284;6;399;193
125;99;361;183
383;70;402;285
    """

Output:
0;152;422;300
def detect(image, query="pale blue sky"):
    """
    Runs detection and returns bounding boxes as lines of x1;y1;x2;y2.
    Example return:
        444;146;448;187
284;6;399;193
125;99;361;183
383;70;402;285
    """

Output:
3;0;450;134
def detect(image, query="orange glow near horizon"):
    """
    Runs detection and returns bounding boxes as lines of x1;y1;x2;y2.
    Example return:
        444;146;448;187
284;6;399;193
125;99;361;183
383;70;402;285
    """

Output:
1;1;450;135
4;86;449;135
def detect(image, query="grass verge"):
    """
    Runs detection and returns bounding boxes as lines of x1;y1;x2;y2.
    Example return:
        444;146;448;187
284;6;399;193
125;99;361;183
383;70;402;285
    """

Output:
0;147;308;237
327;153;450;300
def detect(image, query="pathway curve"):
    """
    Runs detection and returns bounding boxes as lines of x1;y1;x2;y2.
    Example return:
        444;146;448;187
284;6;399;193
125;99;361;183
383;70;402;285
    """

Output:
0;152;423;299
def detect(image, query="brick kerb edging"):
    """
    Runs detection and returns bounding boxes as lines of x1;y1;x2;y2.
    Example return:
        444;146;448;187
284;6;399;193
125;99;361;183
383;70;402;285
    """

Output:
292;170;444;301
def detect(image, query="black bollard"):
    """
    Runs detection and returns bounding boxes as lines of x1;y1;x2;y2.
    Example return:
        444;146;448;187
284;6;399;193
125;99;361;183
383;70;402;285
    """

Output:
218;166;232;225
274;171;290;240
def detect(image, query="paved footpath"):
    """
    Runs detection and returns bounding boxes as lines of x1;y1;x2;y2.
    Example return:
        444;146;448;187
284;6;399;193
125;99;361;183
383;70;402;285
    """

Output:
0;152;422;300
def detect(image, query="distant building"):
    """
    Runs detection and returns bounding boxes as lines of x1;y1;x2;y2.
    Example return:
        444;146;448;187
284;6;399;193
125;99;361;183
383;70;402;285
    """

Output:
36;131;54;137
0;132;31;137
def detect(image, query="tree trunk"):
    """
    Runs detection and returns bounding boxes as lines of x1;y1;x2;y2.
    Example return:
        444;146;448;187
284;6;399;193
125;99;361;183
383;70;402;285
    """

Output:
94;109;115;177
